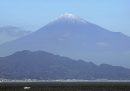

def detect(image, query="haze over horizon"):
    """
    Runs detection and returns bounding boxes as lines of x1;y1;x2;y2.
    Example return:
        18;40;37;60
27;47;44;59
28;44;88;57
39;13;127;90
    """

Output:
0;0;130;36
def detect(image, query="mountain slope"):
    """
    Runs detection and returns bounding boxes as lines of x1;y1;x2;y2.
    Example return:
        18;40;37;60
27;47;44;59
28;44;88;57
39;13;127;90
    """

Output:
0;13;130;67
0;50;130;80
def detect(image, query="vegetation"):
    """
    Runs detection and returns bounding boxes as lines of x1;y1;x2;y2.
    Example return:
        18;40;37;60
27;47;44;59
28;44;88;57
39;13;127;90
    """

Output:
0;82;130;91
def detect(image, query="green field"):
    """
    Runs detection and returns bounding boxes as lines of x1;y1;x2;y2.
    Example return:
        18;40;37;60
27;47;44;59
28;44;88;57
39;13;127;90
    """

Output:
0;81;130;91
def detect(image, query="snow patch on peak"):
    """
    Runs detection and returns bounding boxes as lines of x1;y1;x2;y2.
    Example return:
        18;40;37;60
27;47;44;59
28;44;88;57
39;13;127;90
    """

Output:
60;13;81;20
63;13;79;19
57;13;87;24
46;13;89;26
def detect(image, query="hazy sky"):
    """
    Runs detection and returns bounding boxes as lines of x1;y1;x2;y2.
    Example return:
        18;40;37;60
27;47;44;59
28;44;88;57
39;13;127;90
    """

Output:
0;0;130;36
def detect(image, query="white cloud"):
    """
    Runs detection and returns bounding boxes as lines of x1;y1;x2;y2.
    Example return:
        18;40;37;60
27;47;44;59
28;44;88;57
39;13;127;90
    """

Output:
0;26;31;45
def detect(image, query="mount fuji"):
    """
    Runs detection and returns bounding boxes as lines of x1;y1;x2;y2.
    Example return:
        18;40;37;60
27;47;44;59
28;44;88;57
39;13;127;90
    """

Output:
0;13;130;67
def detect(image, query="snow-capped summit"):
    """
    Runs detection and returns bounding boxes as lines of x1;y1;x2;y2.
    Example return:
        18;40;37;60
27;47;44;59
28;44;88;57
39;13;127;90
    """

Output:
53;13;87;24
61;13;79;19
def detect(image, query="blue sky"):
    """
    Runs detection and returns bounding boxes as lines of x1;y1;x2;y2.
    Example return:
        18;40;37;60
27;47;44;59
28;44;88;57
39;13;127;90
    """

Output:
0;0;130;36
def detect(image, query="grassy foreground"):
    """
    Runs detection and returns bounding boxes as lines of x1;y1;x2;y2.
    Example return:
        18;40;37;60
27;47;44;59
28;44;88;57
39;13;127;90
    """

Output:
0;81;130;91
